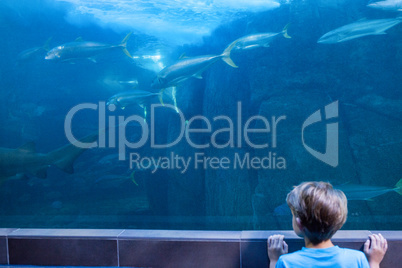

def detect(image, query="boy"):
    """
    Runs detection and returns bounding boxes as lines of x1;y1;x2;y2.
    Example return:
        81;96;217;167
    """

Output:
268;181;388;268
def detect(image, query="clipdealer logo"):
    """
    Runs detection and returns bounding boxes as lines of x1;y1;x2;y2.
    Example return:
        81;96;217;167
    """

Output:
63;100;339;170
302;101;339;167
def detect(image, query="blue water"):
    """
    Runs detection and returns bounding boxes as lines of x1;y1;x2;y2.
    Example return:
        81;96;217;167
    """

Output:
0;0;401;230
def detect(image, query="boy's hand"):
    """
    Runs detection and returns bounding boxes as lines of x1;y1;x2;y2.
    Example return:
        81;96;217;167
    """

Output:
364;233;388;268
268;234;288;266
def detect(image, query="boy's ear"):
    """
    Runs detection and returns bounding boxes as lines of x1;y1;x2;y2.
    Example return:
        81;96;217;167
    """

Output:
296;217;304;230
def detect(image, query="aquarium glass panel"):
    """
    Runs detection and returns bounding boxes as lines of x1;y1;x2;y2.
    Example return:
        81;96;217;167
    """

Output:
0;0;401;230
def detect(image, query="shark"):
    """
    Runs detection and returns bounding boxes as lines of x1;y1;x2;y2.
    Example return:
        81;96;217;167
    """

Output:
45;32;132;62
318;17;402;43
0;133;98;183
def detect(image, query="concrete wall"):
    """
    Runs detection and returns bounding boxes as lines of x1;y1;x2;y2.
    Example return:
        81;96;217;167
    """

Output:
1;228;401;267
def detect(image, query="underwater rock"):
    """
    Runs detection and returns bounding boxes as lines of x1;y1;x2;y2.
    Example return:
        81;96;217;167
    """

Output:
200;62;255;229
140;78;207;221
340;102;402;228
251;91;357;229
343;104;402;184
204;147;254;229
355;94;402;121
165;124;205;218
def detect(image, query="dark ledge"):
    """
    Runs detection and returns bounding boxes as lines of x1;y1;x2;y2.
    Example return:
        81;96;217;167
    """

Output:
1;229;401;267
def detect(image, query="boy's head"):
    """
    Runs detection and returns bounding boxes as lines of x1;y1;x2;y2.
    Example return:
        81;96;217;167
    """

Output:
286;181;348;245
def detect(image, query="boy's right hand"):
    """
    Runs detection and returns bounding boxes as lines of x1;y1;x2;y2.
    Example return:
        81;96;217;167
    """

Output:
364;233;388;268
268;234;288;262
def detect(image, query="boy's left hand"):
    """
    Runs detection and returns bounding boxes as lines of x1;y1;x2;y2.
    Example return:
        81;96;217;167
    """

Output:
268;234;288;262
364;233;388;267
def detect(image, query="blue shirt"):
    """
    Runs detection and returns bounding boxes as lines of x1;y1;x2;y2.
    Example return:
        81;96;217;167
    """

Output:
276;246;370;268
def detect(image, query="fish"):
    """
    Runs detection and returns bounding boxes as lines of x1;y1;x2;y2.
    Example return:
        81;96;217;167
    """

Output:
0;133;98;183
107;87;178;117
233;24;291;50
107;90;164;110
317;17;402;43
17;37;52;63
45;32;132;61
118;80;139;87
151;39;238;90
95;171;138;186
99;77;139;92
367;0;402;12
336;179;402;201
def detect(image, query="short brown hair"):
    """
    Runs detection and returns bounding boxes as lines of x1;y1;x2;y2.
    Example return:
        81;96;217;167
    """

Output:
286;181;348;245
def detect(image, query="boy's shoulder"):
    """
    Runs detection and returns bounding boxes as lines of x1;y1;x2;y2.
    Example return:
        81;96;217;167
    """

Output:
277;246;369;267
336;246;369;263
336;247;368;259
